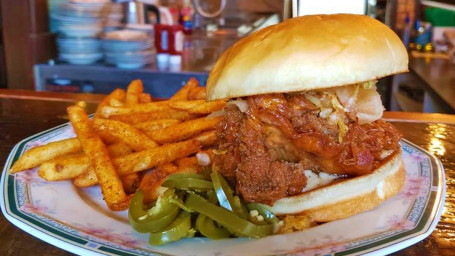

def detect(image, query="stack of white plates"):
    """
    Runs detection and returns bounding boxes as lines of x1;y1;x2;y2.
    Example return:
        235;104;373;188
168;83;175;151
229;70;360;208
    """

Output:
57;38;103;64
59;52;104;65
57;38;101;53
102;30;156;69
54;0;123;65
105;50;156;69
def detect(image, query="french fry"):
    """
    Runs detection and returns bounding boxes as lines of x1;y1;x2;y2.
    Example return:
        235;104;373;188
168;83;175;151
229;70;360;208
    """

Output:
73;137;200;187
72;139;201;181
125;79;143;106
73;167;98;188
38;153;89;181
159;163;180;174
169;100;226;114
95;130;121;145
187;86;207;100
121;173;141;194
139;93;152;103
69;142;132;186
170;78;199;101
168;100;204;110
113;139;201;175
95;88;126;118
192;130;218;147
67;105;129;211
38;142;132;182
109;110;197;124
109;98;124;107
133;119;181;132
9;138;81;173
107;142;133;158
175;157;201;173
100;101;170;118
92;118;158;151
142;116;222;145
139;163;178;203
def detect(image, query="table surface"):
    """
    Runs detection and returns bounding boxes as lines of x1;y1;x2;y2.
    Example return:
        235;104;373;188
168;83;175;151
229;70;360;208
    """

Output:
409;56;455;112
0;90;454;256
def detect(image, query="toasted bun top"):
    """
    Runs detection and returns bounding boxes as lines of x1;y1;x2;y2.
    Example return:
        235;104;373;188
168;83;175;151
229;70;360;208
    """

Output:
206;14;408;101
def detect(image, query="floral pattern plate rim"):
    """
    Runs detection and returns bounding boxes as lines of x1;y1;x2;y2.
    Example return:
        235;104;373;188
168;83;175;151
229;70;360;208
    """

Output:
0;121;446;256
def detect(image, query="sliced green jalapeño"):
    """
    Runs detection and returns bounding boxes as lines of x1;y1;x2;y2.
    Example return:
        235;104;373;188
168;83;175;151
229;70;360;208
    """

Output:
210;171;249;219
128;189;180;233
149;212;192;246
185;193;275;238
196;214;230;240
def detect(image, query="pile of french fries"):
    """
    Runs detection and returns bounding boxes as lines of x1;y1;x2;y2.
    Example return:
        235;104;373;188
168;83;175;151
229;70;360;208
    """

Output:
9;78;226;211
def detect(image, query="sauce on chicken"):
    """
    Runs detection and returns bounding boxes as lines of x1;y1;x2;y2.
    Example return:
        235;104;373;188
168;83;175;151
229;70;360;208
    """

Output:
214;84;402;205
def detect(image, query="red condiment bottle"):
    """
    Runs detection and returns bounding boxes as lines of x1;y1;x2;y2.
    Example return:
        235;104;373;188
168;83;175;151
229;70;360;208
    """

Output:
168;25;184;55
154;24;170;54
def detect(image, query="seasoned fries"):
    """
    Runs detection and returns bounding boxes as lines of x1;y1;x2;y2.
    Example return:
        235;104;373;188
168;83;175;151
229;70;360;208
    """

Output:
142;116;222;145
92;118;158;151
169;100;226;114
139;93;152;103
170;77;199;101
109;98;124;107
99;101;171;118
188;86;207;100
175;156;201;173
38;153;89;181
114;139;201;175
121;173;141;194
125;79;143;106
73;167;98;188
134;119;181;132
38;142;132;183
9;138;81;173
192;130;218;147
95;88;125;118
68;105;129;211
139;164;177;203
106;142;133;157
9;78;225;211
109;110;197;124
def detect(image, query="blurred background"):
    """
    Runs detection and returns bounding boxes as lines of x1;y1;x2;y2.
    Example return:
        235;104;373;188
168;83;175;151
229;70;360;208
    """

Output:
0;0;454;113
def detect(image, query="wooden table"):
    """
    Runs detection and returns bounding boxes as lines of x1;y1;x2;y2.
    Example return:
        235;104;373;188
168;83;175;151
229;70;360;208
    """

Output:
0;90;454;255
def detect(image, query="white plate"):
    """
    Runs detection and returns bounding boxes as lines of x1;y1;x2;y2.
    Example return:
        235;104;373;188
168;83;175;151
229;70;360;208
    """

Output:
0;123;446;256
59;26;102;38
102;40;154;52
59;53;103;65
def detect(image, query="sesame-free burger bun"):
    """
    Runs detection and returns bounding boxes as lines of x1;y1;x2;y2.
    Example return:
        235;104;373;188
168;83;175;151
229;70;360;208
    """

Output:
271;150;405;222
206;14;408;101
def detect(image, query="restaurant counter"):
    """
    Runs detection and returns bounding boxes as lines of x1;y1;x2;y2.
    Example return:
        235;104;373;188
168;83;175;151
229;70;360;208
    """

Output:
34;29;243;96
400;56;455;114
409;56;455;112
0;90;454;255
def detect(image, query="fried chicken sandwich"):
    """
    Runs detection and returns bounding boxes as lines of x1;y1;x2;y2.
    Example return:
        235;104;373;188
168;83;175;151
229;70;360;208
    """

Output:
206;14;408;223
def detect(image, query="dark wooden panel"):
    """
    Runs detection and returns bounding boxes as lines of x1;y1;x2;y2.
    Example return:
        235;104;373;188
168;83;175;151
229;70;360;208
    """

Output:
1;0;55;90
29;0;51;34
1;1;31;89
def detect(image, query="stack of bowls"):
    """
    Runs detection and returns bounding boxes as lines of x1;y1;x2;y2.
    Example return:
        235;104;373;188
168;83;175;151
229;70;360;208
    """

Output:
102;30;156;69
53;0;122;65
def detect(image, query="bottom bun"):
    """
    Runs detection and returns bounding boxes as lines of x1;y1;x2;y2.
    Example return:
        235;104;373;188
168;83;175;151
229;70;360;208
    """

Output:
271;149;405;222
